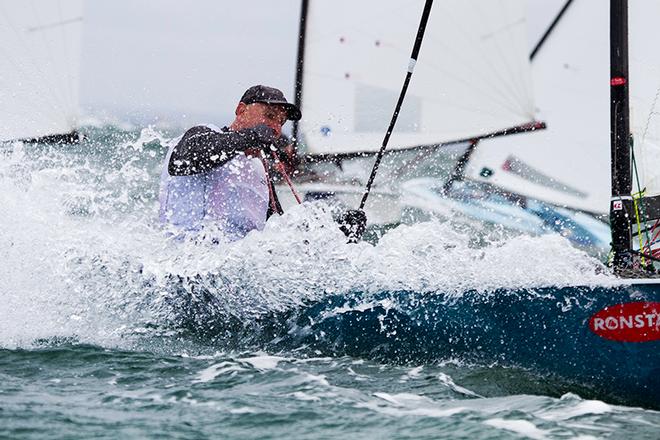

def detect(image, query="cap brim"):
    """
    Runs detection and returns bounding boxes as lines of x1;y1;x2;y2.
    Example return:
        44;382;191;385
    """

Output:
259;99;302;121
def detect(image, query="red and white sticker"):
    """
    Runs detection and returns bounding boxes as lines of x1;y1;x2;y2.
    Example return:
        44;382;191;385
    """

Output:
612;200;623;211
589;302;660;342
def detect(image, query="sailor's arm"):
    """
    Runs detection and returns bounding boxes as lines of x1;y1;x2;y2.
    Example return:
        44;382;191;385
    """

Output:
168;125;284;176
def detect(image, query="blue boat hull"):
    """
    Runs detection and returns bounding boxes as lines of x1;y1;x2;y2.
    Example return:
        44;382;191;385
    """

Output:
166;277;659;408
268;282;660;408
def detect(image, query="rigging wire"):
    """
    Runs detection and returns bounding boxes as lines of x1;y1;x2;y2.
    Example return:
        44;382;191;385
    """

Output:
631;136;655;268
641;82;660;146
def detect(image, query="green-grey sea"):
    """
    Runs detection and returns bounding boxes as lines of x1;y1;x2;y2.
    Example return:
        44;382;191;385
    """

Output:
1;125;658;439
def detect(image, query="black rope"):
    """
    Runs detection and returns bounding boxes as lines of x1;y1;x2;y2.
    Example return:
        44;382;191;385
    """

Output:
359;0;434;211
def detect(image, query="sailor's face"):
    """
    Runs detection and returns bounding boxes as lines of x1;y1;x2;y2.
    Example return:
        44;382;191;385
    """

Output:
238;102;287;136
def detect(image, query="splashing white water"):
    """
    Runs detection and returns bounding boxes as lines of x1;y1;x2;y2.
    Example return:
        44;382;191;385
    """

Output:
0;127;619;349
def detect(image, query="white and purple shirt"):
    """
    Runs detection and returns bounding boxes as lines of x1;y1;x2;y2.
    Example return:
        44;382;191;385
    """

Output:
158;124;270;241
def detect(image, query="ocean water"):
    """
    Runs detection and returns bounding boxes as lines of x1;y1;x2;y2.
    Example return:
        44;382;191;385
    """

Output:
1;125;658;439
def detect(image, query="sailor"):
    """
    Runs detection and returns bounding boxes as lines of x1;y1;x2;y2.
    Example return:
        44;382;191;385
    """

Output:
158;84;367;242
158;85;300;240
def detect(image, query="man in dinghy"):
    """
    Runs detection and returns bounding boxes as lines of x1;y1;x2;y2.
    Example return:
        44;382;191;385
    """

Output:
159;85;301;240
159;84;368;241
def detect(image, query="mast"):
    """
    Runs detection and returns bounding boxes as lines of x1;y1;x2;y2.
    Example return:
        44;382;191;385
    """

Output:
610;0;633;268
292;0;309;149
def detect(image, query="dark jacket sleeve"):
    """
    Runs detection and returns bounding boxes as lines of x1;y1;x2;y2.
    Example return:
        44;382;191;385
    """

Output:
168;126;257;176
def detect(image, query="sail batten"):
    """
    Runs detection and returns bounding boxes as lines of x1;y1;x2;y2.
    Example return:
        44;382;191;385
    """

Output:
298;0;536;156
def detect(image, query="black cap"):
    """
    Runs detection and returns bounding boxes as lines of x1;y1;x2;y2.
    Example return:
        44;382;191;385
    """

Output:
240;85;302;121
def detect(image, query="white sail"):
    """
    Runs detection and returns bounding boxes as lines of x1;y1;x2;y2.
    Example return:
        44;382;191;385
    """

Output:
629;0;660;199
0;0;82;142
464;0;611;215
298;0;536;155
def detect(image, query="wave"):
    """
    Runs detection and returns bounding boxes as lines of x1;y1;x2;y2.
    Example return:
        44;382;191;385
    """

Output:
0;125;617;350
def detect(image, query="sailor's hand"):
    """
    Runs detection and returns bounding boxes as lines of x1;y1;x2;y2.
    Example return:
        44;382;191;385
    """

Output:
262;133;292;156
240;124;291;155
275;133;292;150
338;209;367;243
239;124;280;150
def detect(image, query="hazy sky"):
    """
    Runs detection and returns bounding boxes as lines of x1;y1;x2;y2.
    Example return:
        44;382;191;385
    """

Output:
80;0;564;126
81;0;300;124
